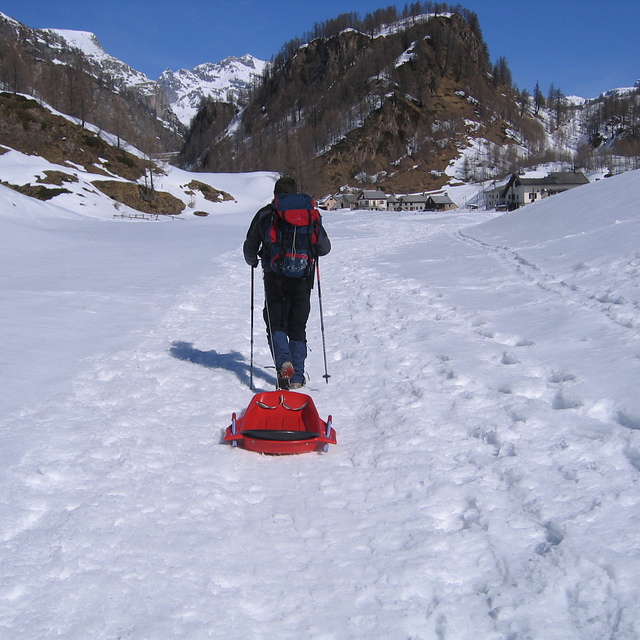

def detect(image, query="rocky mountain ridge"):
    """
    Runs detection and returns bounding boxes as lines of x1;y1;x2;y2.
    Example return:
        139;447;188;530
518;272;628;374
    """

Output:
0;12;184;154
0;12;265;153
178;7;639;194
180;9;529;193
1;8;638;196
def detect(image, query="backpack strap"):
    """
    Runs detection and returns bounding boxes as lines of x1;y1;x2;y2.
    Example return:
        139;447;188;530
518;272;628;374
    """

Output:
266;206;279;244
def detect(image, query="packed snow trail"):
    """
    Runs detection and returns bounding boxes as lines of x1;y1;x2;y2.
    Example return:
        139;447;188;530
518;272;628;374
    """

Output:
2;176;640;639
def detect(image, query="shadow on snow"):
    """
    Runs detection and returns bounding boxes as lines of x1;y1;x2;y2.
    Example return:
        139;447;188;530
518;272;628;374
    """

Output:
169;341;276;389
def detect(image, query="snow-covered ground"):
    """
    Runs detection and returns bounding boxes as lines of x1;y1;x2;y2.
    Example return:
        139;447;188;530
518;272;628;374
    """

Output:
1;167;640;639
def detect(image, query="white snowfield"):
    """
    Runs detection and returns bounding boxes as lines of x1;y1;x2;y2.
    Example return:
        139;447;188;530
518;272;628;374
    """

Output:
1;169;640;639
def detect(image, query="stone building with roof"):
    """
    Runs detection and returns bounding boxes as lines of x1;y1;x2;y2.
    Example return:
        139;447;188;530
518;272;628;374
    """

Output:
426;194;457;211
501;171;589;209
357;190;388;210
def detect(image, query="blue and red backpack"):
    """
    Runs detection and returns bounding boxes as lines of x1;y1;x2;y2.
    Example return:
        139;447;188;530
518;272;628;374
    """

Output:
265;193;321;278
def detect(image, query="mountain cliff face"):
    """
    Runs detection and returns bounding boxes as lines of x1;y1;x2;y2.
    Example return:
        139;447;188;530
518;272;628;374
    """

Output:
178;10;539;194
0;12;184;154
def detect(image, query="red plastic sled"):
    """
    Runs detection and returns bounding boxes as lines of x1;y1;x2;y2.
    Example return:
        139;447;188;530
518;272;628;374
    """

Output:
224;390;337;454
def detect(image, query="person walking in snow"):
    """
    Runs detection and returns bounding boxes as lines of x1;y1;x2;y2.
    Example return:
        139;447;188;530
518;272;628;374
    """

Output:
243;176;331;390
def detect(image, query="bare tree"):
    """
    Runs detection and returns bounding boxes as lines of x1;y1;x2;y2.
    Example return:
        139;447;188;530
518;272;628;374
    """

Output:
533;81;545;116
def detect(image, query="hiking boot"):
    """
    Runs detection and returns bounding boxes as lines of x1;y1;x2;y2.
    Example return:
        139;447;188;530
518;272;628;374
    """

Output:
277;377;290;390
279;361;294;379
289;380;306;390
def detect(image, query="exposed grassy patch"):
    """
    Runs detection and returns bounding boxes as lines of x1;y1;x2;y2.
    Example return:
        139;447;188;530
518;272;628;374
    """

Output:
36;170;79;186
92;180;186;215
1;181;71;200
185;180;235;202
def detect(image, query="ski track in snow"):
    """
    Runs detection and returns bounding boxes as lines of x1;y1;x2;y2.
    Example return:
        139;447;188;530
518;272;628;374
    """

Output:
459;229;640;334
2;210;640;639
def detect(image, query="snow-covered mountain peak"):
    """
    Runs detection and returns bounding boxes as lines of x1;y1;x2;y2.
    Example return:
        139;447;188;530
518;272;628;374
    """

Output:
0;11;22;28
602;80;640;99
198;53;265;74
157;54;268;126
41;27;154;91
44;28;107;60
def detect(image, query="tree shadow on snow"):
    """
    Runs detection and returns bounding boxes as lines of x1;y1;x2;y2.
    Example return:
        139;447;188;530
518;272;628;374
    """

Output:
169;341;276;389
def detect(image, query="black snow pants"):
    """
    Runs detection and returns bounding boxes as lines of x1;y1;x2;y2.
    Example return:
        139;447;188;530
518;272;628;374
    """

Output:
262;271;312;341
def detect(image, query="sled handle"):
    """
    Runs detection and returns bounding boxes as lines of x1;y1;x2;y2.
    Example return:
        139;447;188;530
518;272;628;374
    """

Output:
322;415;334;452
326;415;333;439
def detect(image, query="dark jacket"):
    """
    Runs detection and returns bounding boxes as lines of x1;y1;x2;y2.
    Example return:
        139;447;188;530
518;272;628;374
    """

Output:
243;203;331;272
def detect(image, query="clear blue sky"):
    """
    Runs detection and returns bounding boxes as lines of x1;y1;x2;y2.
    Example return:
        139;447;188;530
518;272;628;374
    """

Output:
2;0;638;98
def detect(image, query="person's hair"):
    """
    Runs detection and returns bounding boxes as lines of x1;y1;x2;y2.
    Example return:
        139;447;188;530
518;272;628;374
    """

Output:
274;176;297;194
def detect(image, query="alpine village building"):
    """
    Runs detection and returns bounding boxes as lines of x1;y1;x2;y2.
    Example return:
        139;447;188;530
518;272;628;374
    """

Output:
323;191;457;212
497;171;589;210
322;171;589;212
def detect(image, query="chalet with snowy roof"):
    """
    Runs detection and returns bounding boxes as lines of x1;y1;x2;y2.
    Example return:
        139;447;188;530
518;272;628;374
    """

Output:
357;190;388;210
426;194;457;211
501;171;589;209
